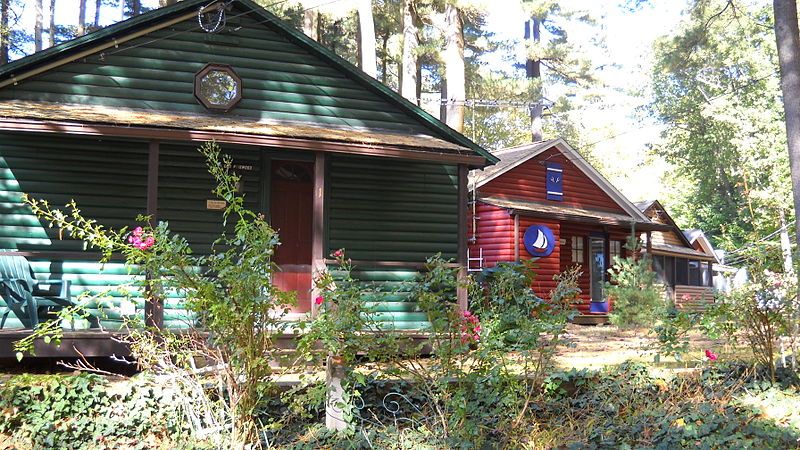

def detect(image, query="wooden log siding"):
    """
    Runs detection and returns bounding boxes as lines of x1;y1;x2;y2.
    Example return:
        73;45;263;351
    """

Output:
673;285;715;312
479;148;628;213
518;216;561;300
0;9;431;135
157;143;263;255
559;224;631;315
0;133;150;329
468;202;515;267
330;267;432;330
327;155;459;262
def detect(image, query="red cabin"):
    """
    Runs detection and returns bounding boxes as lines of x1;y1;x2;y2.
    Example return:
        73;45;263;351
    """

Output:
467;139;670;320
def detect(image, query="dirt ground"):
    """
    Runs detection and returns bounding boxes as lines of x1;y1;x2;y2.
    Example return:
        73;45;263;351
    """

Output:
554;323;723;371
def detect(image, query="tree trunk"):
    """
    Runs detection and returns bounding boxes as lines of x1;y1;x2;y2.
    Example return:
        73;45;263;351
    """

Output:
0;0;8;65
77;0;86;36
133;0;141;16
303;9;319;40
401;0;420;104
774;0;800;377
94;0;101;27
774;0;800;264
381;33;388;84
159;0;178;6
48;0;56;47
444;3;465;132
526;17;543;141
35;0;43;52
357;0;377;78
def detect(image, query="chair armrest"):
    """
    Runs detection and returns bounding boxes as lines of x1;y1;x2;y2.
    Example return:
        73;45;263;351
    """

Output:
33;280;71;302
0;279;31;305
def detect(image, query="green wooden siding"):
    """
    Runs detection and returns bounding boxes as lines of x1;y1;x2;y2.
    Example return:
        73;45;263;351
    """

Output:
0;6;429;134
330;267;431;330
328;155;459;262
0;133;150;329
158;144;263;255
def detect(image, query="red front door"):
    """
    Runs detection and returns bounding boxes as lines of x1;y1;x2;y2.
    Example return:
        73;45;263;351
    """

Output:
270;161;314;313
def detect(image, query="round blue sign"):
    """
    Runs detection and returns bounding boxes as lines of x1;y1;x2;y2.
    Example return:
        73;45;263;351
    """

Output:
523;225;556;257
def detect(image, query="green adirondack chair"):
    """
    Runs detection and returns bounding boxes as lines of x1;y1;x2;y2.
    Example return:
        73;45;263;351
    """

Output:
0;255;73;329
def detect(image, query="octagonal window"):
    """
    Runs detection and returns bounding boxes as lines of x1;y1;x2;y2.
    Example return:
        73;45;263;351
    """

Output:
194;64;242;111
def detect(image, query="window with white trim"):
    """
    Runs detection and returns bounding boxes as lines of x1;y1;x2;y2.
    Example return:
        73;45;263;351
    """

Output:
571;236;584;263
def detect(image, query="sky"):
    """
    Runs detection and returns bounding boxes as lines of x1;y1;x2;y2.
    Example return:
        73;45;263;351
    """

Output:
12;0;688;200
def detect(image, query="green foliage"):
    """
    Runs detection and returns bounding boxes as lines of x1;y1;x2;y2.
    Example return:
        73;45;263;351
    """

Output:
650;309;700;362
22;141;295;445
721;270;798;382
0;373;200;450
606;251;665;328
532;362;800;449
650;0;791;248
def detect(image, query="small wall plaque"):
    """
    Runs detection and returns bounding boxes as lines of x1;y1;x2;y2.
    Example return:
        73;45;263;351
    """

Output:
206;199;227;210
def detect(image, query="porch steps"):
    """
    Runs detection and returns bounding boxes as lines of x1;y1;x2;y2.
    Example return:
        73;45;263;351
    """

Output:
571;314;610;326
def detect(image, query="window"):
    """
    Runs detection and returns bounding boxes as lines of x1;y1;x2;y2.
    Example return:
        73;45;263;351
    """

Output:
652;255;665;283
664;256;675;286
610;240;622;265
688;260;701;286
194;64;242;111
675;258;688;285
571;236;584;263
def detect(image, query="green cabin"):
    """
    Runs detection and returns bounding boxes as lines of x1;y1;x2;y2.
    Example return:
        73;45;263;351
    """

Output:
0;0;493;355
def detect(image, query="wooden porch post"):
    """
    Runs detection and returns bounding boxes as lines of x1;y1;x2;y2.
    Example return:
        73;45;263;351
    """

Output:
513;214;520;262
457;164;468;311
311;152;327;317
145;141;163;329
645;230;652;256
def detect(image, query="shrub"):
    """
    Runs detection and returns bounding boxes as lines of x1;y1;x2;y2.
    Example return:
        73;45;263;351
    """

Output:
606;239;665;328
0;373;198;449
21;141;295;446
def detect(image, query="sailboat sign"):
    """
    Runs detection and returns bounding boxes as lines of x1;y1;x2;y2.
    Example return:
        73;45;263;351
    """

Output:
523;225;556;257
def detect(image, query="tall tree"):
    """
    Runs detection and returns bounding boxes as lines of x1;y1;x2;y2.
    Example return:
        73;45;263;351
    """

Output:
521;1;596;143
0;0;8;64
94;0;101;27
34;0;43;51
650;0;790;248
773;0;800;258
48;0;55;47
357;0;377;77
443;2;464;131
401;0;421;103
78;0;86;36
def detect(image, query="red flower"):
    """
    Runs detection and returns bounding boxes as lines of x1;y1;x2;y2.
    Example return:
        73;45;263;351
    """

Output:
705;349;718;361
315;296;324;306
332;249;344;258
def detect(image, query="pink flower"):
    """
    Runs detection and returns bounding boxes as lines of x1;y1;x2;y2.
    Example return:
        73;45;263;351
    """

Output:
315;296;324;306
332;249;344;258
705;349;718;361
132;226;144;237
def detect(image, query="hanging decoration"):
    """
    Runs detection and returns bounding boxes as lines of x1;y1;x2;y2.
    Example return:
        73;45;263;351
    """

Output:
523;224;556;257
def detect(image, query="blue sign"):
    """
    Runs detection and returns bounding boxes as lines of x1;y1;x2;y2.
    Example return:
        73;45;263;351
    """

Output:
523;224;556;257
546;162;563;201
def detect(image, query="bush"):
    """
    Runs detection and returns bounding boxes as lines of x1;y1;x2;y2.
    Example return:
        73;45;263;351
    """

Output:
0;373;199;449
606;240;665;328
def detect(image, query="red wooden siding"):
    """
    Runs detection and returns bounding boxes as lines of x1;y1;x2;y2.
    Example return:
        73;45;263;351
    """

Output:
468;202;514;268
480;147;626;213
517;217;561;299
559;223;632;314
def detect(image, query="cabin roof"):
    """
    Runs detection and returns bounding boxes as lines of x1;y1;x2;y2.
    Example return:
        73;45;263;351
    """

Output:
649;242;716;260
470;138;649;222
0;100;465;152
479;196;670;231
682;228;721;263
0;0;496;165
